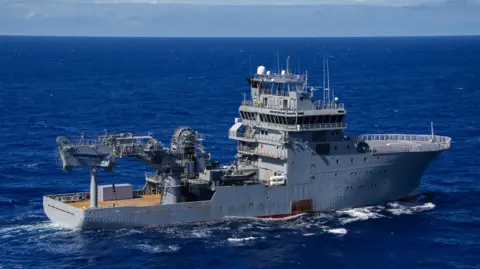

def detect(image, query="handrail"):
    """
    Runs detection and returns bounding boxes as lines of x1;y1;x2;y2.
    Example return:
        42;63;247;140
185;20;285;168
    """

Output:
237;146;287;159
359;134;452;153
241;100;344;111
242;119;347;131
229;131;284;143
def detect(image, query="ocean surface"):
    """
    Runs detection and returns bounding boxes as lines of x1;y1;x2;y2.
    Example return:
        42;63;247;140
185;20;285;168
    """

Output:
0;36;479;269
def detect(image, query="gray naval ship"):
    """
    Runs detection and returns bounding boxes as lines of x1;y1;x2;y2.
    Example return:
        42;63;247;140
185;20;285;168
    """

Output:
44;58;451;229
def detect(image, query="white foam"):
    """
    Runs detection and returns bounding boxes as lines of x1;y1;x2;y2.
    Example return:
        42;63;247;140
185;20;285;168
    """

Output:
326;228;347;235
302;233;315;236
0;222;74;235
338;207;384;224
387;202;435;216
256;213;308;222
227;236;257;242
136;244;180;253
191;229;211;238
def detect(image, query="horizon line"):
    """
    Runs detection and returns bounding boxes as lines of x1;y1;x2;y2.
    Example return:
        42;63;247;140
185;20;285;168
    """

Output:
1;34;479;39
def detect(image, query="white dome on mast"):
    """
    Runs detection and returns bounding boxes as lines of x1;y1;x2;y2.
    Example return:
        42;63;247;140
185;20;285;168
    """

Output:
256;66;266;75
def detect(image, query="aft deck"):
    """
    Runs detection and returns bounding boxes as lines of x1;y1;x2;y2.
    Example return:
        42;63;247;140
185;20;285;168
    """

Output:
47;191;162;209
68;194;161;209
360;134;451;153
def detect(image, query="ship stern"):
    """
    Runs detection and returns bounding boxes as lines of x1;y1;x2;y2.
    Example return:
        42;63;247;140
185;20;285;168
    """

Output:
43;195;86;228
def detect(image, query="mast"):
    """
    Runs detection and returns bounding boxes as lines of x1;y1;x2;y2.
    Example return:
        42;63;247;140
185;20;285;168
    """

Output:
326;56;331;104
323;55;326;104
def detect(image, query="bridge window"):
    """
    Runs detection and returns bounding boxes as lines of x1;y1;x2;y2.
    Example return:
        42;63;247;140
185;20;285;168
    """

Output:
286;117;296;125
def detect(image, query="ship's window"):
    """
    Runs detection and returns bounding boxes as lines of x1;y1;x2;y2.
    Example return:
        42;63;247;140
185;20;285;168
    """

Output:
319;116;325;124
263;97;268;105
298;117;304;125
347;144;350;149
331;115;338;123
377;157;380;160
338;114;345;122
351;158;354;163
283;99;288;109
334;146;338;150
286;117;296;125
301;116;308;125
336;159;339;164
315;143;330;155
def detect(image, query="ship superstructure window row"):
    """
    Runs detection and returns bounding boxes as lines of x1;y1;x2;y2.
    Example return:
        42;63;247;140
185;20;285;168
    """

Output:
246;113;345;125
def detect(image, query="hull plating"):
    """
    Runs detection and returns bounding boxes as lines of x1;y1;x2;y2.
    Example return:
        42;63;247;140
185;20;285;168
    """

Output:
43;150;440;229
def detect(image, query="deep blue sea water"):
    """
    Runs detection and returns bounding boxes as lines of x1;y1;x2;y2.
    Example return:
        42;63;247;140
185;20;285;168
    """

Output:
0;36;479;269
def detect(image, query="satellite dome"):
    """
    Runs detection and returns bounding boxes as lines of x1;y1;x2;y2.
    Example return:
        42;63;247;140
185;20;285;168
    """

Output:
257;66;266;75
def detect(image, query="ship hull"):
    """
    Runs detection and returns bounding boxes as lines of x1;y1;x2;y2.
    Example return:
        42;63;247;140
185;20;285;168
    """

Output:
44;150;440;229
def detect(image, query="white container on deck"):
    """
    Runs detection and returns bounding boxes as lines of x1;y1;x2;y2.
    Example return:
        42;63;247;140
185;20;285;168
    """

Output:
98;184;133;201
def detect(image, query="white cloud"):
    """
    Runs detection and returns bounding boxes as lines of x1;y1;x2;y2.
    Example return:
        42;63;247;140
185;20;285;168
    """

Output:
25;11;35;19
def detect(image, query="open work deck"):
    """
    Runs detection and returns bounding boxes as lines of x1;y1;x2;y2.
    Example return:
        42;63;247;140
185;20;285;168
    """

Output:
361;134;451;153
68;194;161;209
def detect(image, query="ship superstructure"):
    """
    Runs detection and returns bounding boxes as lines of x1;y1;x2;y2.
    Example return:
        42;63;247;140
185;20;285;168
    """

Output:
43;57;451;229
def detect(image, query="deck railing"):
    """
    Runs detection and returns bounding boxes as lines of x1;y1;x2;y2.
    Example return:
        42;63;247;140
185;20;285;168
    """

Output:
229;131;284;143
237;145;287;159
359;134;452;153
241;100;344;111
242;119;347;131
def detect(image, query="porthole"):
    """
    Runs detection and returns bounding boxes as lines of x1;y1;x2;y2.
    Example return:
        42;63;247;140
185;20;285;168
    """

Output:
267;196;270;200
347;145;350;149
336;159;339;164
377;157;380;160
364;157;367;162
334;146;338;150
351;158;354;163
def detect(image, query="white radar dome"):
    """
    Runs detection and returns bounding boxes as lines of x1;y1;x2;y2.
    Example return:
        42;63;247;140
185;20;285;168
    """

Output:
266;71;271;76
281;70;286;76
334;97;339;102
257;66;266;75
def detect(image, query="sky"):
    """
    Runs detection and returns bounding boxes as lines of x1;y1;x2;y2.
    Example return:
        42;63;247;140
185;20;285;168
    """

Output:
1;0;479;37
